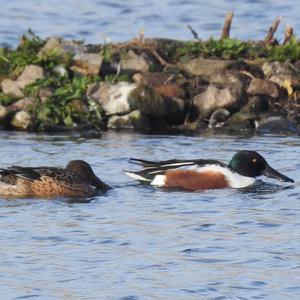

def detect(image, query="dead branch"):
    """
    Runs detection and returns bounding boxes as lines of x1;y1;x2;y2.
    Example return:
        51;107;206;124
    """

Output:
283;25;294;45
264;16;282;46
220;12;234;39
139;28;145;43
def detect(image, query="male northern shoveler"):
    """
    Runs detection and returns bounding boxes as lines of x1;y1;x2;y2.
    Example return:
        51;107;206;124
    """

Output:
125;150;294;191
0;160;111;198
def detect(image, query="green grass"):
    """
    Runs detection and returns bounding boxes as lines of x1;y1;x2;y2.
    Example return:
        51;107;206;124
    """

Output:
0;30;72;78
175;37;300;62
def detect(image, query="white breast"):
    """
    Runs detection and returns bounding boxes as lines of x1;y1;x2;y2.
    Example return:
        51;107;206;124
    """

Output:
192;165;256;188
219;168;256;188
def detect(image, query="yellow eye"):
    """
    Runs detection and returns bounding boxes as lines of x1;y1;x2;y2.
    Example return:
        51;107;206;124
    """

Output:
252;158;257;163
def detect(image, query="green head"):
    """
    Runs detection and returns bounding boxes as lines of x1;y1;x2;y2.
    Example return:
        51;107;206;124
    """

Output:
228;151;294;182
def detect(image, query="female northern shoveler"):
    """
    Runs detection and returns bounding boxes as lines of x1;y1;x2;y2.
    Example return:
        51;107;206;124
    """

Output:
125;150;294;191
0;160;111;198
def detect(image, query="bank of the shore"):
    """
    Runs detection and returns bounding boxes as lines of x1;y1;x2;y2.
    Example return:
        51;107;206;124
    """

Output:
1;17;300;134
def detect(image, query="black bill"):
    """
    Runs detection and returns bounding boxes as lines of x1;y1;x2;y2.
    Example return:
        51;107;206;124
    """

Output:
92;175;112;191
263;165;294;183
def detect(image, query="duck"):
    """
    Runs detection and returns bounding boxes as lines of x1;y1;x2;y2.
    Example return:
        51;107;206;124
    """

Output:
124;150;294;191
0;160;111;198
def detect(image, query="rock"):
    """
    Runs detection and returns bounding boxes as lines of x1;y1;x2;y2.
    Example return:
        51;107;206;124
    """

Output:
53;65;69;77
240;95;269;113
71;53;103;75
39;37;85;57
193;83;244;118
0;105;8;120
107;110;151;130
67;99;89;113
39;37;63;56
1;79;24;98
16;65;44;89
226;111;257;126
133;72;185;98
7;98;34;112
262;61;300;79
38;87;54;103
205;69;249;113
163;98;186;124
129;84;185;120
215;111;258;132
154;84;185;98
132;72;172;87
247;78;282;99
181;58;234;78
261;61;300;88
120;50;149;73
89;82;137;115
268;74;292;88
39;37;60;54
88;81;185;122
87;82;100;97
208;70;249;87
11;111;31;130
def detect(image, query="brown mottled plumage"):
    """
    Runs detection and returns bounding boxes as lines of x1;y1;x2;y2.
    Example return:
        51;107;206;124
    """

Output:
0;160;111;198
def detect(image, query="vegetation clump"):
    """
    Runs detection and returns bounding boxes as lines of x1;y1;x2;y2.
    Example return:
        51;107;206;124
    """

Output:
174;37;300;62
0;31;105;131
25;75;104;130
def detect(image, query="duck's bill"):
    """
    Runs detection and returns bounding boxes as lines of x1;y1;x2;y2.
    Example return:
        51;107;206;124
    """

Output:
263;166;294;183
92;175;112;191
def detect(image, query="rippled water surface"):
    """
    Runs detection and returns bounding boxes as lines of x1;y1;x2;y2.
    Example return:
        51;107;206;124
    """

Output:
0;131;299;299
1;0;300;47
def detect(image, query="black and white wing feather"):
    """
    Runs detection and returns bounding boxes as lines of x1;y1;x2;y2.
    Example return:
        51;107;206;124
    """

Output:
125;158;226;182
0;166;60;181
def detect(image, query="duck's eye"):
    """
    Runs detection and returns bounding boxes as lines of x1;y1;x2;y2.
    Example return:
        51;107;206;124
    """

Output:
252;158;257;163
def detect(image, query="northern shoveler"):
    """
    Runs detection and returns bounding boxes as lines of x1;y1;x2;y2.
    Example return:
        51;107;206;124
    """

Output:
125;150;294;191
0;160;111;198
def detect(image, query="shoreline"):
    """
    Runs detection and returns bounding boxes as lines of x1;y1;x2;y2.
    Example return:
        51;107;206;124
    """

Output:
0;14;300;135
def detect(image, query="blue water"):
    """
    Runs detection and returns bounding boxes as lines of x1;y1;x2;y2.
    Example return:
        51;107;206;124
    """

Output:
1;0;300;47
1;1;300;298
0;131;299;299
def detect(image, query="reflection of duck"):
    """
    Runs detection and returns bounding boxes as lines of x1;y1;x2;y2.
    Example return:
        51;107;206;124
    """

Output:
0;160;111;198
125;151;294;191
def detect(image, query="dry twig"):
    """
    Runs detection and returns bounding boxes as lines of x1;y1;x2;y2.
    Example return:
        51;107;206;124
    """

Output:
264;16;282;46
283;25;294;45
220;12;234;39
